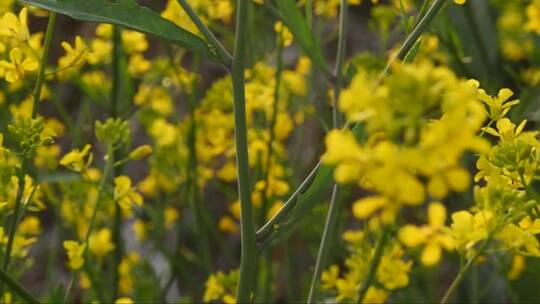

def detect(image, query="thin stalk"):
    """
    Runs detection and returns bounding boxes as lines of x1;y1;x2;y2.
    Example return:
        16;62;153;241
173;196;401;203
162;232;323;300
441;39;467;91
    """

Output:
256;0;448;245
2;161;27;272
307;1;347;301
440;229;497;303
232;0;257;302
32;12;57;117
0;267;40;304
175;0;233;67
187;55;212;273
84;146;114;243
357;226;389;303
376;0;447;84
110;25;123;302
306;185;340;303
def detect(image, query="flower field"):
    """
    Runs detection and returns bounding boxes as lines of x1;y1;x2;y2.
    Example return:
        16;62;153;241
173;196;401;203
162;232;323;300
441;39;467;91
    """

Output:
1;0;540;303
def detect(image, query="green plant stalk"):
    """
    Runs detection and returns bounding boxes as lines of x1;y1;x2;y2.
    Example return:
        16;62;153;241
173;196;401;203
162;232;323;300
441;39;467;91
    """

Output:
376;0;447;84
0;267;40;304
187;55;212;273
232;0;257;302
85;146;114;243
306;185;340;303
307;0;347;301
357;226;389;303
440;229;497;303
2;161;27;273
256;0;447;245
175;0;233;67
32;12;57;117
110;24;123;302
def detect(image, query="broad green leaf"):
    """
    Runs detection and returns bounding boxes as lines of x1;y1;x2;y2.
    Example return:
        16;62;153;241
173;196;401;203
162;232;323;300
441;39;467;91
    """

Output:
19;0;224;64
275;0;330;75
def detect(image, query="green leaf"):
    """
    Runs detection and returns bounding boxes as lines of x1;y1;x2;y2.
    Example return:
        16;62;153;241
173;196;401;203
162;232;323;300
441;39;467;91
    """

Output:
275;0;330;75
18;0;224;64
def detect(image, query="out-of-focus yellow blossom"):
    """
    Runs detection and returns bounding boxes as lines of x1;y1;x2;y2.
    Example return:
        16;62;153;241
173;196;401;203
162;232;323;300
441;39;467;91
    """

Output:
399;203;454;265
114;176;143;211
58;36;88;70
0;7;29;42
128;145;153;161
526;0;540;34
18;216;41;236
274;21;293;46
63;240;86;270
203;270;238;303
59;144;93;172
0;48;38;83
149;119;177;146
115;297;134;304
164;207;179;229
89;228;115;258
218;216;238;234
132;220;147;241
119;252;140;294
121;31;148;54
455;0;466;4
508;255;526;280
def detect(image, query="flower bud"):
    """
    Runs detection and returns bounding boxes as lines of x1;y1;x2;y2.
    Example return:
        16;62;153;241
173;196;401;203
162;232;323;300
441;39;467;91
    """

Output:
128;145;153;160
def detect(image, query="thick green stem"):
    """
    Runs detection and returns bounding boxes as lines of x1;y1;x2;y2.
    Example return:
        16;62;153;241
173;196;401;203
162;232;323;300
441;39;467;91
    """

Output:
357;226;388;303
307;1;347;301
175;0;233;67
32;12;57;117
232;0;257;302
0;267;40;304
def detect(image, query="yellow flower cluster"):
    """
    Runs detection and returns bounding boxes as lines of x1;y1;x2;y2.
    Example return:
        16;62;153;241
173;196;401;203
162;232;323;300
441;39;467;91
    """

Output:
323;62;487;222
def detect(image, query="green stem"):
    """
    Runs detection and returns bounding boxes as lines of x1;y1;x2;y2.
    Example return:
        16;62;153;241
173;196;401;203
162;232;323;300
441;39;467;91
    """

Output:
440;231;495;303
110;25;123;302
307;185;340;303
175;0;233;67
357;226;389;303
3;161;27;272
307;1;347;301
0;267;40;304
232;0;257;302
32;12;57;117
376;0;447;84
187;55;212;273
84;146;114;243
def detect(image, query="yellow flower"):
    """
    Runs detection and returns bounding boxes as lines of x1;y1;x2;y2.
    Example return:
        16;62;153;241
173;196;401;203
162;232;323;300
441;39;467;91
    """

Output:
0;7;29;41
218;216;238;234
128;145;153;161
274;21;293;46
446;210;493;252
114;176;143;211
89;228;115;258
203;273;225;302
321;265;340;290
0;48;38;83
508;255;526;280
164;207;179;230
115;297;134;304
63;240;86;270
455;0;465;4
59;144;93;172
399;203;454;265
483;118;527;142
58;36;88;69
